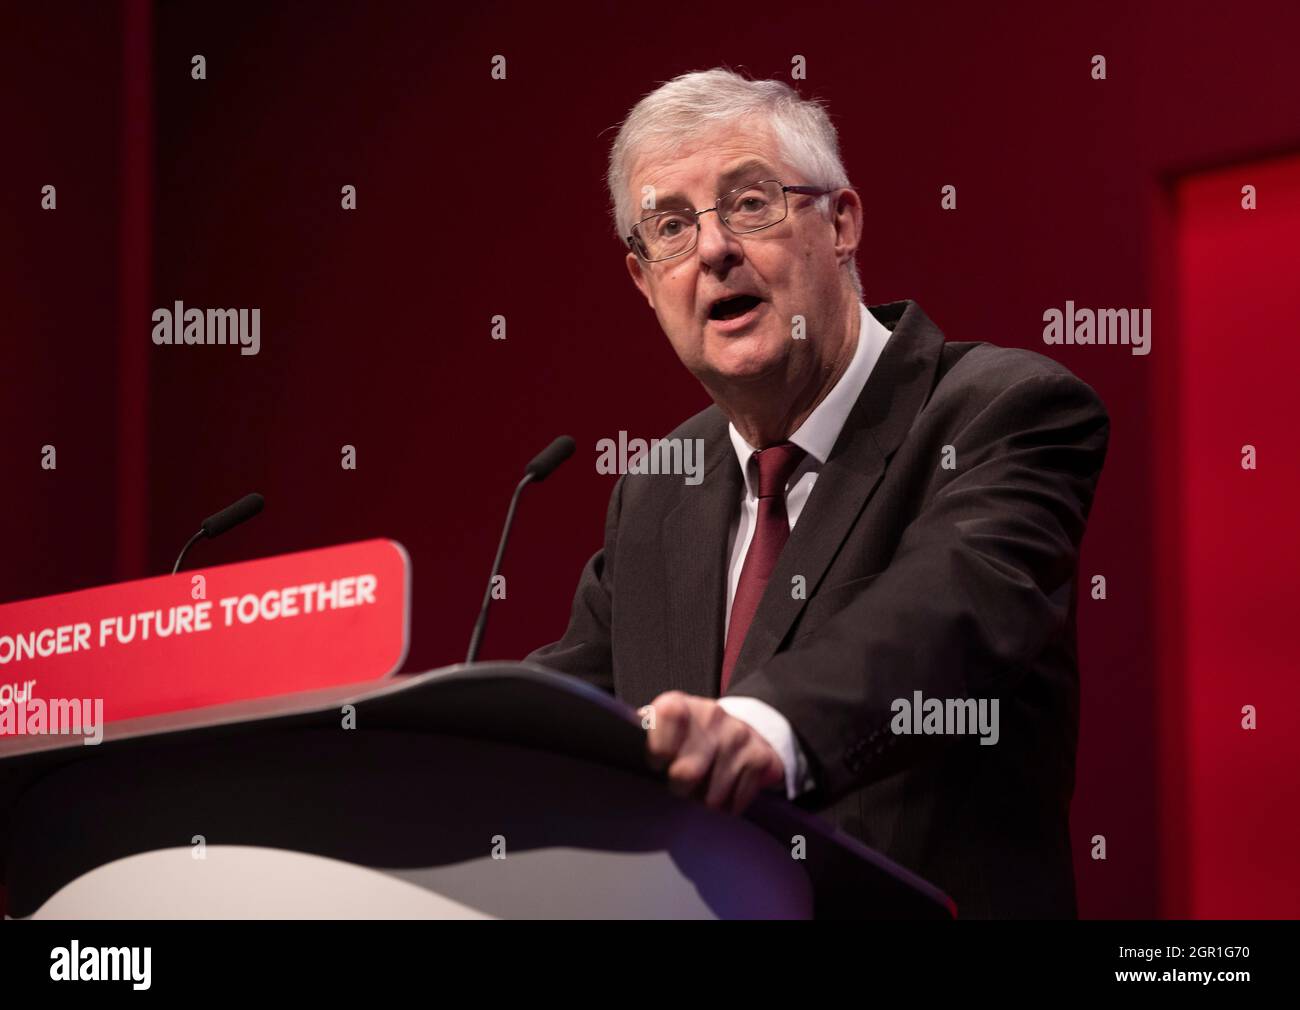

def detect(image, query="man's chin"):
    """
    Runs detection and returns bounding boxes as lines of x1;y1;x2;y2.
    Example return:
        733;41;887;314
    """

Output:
699;330;789;384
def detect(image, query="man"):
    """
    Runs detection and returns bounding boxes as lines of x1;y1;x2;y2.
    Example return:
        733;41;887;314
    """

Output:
526;68;1109;918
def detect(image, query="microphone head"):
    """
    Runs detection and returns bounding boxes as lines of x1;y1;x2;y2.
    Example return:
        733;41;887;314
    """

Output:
201;492;265;538
524;436;575;483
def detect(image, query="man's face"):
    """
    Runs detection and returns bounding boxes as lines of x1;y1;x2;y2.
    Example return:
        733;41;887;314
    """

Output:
624;120;855;390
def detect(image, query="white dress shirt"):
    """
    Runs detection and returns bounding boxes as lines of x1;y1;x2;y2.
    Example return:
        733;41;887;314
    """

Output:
716;301;892;799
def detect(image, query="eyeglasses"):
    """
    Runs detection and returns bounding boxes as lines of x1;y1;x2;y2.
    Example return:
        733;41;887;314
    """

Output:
626;179;832;262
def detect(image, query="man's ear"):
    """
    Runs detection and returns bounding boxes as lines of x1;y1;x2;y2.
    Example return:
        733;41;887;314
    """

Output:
626;252;656;309
830;188;863;273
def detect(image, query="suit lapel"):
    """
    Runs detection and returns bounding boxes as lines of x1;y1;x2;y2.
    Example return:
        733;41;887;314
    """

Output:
661;414;743;698
727;300;947;689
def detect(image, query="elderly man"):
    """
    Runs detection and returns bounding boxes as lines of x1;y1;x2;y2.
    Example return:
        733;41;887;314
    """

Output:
526;68;1109;918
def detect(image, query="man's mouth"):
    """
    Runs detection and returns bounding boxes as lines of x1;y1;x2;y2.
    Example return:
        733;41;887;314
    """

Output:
708;294;764;321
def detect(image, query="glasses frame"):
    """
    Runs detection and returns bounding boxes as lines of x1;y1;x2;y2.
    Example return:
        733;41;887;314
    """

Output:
626;179;833;263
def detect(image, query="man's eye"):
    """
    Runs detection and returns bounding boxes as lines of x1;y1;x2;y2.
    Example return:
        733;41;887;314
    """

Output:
656;215;691;238
736;196;768;213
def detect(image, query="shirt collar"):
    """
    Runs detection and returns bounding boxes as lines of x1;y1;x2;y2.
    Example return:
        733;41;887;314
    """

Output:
727;301;891;497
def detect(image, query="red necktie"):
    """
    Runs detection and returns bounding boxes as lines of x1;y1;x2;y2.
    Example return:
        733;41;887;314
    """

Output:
721;442;807;692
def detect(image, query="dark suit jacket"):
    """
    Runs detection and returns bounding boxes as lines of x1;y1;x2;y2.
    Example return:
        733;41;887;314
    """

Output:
526;300;1110;918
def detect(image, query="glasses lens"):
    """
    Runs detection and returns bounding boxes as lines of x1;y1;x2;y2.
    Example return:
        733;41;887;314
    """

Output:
720;181;786;233
635;211;696;260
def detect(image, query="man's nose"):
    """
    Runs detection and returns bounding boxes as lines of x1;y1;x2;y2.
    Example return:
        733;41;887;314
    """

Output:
695;210;744;275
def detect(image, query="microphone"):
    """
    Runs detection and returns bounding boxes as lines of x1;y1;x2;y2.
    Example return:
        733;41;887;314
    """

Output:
524;436;575;482
466;436;575;664
172;492;265;574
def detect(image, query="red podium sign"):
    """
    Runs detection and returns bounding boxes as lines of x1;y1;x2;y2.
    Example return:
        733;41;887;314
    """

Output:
0;539;410;738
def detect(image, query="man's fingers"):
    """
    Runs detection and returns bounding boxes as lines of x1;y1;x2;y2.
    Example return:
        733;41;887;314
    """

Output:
645;695;787;815
643;693;691;771
729;763;765;815
666;750;712;797
702;721;752;808
717;736;785;813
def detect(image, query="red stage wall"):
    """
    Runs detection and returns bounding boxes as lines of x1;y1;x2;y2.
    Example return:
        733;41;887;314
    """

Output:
1162;153;1300;918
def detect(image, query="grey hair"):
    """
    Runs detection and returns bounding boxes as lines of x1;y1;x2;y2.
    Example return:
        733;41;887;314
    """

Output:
606;67;862;299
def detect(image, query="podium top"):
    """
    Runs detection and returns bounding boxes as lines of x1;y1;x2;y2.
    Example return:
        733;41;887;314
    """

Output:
0;661;954;919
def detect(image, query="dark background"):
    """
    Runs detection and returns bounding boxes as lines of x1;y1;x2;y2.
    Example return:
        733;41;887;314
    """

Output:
4;0;1299;918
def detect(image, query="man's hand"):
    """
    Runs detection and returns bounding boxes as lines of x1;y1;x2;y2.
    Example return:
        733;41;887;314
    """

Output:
640;691;785;814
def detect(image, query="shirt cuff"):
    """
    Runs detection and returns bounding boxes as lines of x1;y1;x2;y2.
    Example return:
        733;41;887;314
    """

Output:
716;695;816;800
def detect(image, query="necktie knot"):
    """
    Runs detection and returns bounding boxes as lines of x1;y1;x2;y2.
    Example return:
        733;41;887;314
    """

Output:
752;442;806;499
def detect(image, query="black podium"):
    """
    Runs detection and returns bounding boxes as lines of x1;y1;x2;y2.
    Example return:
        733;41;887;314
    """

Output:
0;662;954;919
